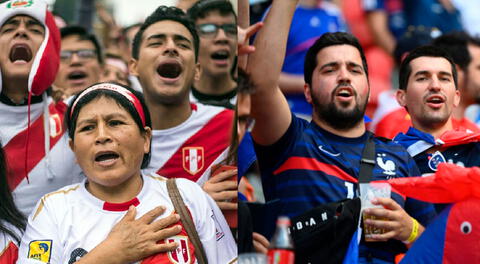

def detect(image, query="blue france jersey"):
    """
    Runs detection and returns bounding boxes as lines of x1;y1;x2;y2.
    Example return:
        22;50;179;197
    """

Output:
255;115;435;224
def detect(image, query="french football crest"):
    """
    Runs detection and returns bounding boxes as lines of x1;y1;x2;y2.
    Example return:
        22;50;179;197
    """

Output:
428;151;446;171
182;147;204;175
167;235;191;264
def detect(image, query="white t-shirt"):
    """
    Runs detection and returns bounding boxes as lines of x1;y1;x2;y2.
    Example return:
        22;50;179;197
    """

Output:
0;99;83;216
143;103;233;186
18;174;237;264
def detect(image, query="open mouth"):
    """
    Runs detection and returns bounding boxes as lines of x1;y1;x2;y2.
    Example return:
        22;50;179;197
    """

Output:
211;50;229;60
9;44;32;63
157;61;182;79
426;95;445;105
68;71;88;81
95;151;119;162
335;87;354;98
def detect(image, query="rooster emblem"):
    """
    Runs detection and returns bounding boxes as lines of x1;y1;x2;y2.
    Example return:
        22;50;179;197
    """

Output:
376;153;396;176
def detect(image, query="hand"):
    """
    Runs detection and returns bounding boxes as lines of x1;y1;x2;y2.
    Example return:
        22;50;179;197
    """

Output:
252;232;269;254
76;206;181;264
238;22;263;56
363;197;423;242
203;168;238;210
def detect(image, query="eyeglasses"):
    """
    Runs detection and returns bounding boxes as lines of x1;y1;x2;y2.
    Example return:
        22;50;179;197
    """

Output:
197;23;237;38
60;49;97;63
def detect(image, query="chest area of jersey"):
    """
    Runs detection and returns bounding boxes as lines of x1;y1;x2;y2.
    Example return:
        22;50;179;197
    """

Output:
415;145;480;174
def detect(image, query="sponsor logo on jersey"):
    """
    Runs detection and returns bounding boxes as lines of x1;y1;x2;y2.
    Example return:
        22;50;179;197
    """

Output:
211;211;225;241
7;0;33;8
167;235;191;264
49;113;62;138
28;240;52;263
69;248;88;264
182;147;204;175
428;151;446;171
376;153;396;176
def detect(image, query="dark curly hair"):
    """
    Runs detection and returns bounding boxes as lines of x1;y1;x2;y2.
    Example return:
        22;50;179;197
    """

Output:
132;5;199;60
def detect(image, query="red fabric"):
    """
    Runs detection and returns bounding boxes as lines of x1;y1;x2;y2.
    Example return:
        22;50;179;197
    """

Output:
452;118;480;133
444;199;480;263
156;109;232;182
437;129;480;147
103;197;140;212
388;163;480;203
274;156;358;183
4;102;67;190
0;241;18;264
375;108;411;139
31;10;60;95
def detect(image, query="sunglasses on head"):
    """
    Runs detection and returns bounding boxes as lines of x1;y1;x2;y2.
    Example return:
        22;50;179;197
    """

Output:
197;23;237;38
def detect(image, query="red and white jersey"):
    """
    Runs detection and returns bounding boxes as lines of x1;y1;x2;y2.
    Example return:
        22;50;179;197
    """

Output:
0;99;83;216
0;223;21;264
143;103;233;186
18;174;237;264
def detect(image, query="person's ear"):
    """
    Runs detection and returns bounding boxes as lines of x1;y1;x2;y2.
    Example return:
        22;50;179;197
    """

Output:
304;83;312;104
129;58;139;77
143;127;152;154
396;89;407;107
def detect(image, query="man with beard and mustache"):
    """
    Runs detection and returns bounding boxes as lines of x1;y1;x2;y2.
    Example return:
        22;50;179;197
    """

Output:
246;0;435;262
394;46;480;213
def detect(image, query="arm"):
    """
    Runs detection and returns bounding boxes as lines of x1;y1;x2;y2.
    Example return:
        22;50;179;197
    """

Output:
279;72;307;94
247;0;299;146
365;10;396;54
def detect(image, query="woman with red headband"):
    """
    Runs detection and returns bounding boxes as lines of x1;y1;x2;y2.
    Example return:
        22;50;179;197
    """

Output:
18;82;237;263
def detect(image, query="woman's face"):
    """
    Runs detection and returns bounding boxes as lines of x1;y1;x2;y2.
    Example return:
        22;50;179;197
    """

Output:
70;96;151;188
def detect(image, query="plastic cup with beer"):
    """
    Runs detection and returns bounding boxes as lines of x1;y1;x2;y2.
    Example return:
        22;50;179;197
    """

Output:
360;182;391;241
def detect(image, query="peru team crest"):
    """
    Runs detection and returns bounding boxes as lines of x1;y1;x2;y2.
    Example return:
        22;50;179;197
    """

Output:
167;236;191;264
182;147;204;175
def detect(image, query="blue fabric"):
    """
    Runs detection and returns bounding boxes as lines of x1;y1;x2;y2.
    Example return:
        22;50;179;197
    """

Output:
400;205;451;264
403;0;463;34
363;0;407;39
393;127;435;151
254;113;437;261
238;132;257;181
343;229;359;264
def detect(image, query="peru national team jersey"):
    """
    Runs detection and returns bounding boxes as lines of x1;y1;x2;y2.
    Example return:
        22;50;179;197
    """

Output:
18;174;237;264
0;99;83;216
143;103;233;186
0;223;21;264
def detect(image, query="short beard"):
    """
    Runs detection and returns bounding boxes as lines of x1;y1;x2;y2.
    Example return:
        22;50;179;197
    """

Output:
312;93;367;130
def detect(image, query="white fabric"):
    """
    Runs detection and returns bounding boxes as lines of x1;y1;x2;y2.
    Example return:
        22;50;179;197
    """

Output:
143;103;231;186
0;99;83;216
18;175;237;264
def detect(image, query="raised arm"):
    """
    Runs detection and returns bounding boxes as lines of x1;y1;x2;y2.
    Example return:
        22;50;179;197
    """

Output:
247;0;299;145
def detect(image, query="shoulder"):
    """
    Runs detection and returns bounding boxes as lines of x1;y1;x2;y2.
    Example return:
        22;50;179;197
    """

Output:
30;183;82;220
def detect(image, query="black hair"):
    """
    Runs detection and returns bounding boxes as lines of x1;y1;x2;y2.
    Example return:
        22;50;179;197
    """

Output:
60;25;104;64
237;67;255;95
399;45;458;91
0;141;26;244
65;82;152;169
304;32;369;86
132;6;199;60
433;31;471;71
187;0;237;22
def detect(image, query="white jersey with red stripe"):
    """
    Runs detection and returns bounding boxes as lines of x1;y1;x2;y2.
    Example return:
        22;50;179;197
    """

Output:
0;223;21;264
143;103;233;186
0;99;83;216
18;174;237;264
